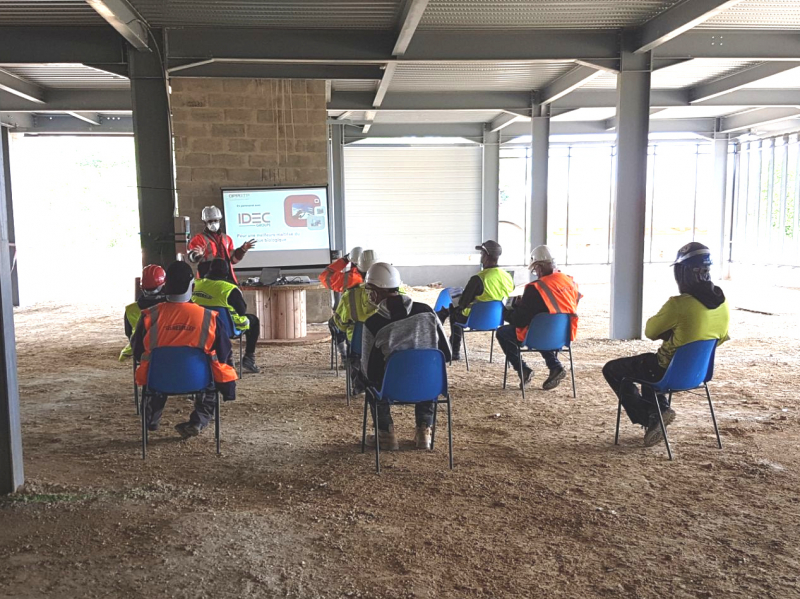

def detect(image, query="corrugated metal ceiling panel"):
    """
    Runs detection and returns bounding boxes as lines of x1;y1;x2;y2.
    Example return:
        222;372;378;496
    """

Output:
551;107;616;121
419;0;682;29
651;106;744;119
389;61;575;92
0;64;129;89
700;0;800;29
128;0;403;28
582;59;762;90
331;80;380;92
0;1;106;25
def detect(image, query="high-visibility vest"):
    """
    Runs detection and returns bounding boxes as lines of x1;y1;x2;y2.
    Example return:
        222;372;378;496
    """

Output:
516;272;581;343
319;258;363;292
119;302;142;360
333;285;378;341
462;267;516;317
192;278;250;331
188;232;238;283
135;302;238;386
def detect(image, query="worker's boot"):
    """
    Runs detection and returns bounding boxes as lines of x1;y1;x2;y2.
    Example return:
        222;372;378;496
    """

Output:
336;341;348;368
643;408;677;447
519;366;533;390
449;336;462;361
365;425;399;451
242;353;260;374
542;366;566;390
414;425;433;450
175;422;202;439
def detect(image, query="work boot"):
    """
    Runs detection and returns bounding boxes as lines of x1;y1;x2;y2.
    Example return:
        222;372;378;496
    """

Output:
175;422;202;439
365;426;399;451
542;366;566;390
242;354;260;373
147;421;160;432
336;341;348;364
415;425;433;450
519;367;533;390
451;352;462;362
643;408;677;447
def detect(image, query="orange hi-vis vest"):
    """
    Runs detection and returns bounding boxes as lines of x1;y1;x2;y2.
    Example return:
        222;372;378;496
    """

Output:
319;257;363;292
516;271;582;343
135;302;238;386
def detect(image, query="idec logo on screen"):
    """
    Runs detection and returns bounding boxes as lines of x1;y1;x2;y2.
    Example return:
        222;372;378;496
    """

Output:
284;195;321;228
238;212;271;225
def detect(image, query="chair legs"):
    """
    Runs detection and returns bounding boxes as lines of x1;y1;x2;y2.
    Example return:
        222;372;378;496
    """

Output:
705;383;722;449
133;360;139;415
140;391;148;460
517;353;526;400
568;346;576;398
371;401;381;474
431;402;439;451
614;398;622;445
656;392;673;460
361;395;368;453
345;354;352;405
446;397;453;470
238;336;243;379
462;333;470;372
215;392;221;455
502;356;508;389
489;330;495;363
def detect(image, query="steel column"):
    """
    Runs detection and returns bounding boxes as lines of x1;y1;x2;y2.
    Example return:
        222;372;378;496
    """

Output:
0;122;23;494
610;38;652;340
712;133;730;278
530;102;550;258
330;125;347;252
129;33;177;267
482;127;500;242
0;130;17;307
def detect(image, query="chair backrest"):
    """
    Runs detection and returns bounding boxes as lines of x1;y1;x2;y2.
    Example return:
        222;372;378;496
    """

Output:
147;346;213;394
464;300;504;331
206;306;240;339
351;322;364;356
655;338;718;392
434;288;453;312
522;312;572;350
379;349;448;403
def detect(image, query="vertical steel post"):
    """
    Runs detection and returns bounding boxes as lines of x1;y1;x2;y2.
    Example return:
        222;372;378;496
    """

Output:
712;132;730;278
0;129;17;307
482;127;500;243
330;124;347;252
129;31;177;268
610;36;652;340
0;120;23;494
530;101;550;260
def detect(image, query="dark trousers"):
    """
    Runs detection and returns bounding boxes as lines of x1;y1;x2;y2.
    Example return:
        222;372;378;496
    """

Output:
146;387;217;429
366;387;435;432
496;324;561;374
602;353;668;427
328;317;347;345
243;313;259;355
447;312;469;356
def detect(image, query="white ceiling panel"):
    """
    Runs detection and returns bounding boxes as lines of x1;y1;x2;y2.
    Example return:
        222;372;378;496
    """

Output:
552;107;616;121
0;64;129;89
740;66;800;89
389;61;575;92
374;110;503;123
651;106;744;119
700;0;800;30
331;80;380;92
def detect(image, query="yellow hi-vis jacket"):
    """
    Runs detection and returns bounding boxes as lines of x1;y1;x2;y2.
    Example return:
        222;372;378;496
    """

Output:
333;285;377;342
119;302;141;361
192;278;250;331
462;267;516;317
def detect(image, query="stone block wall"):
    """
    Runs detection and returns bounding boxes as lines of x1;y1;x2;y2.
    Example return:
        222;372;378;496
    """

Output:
170;78;329;233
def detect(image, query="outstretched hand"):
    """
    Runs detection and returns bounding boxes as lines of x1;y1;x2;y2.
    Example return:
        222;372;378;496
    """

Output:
241;239;257;252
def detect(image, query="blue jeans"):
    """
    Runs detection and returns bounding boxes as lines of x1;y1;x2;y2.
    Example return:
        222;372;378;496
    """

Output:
496;325;561;374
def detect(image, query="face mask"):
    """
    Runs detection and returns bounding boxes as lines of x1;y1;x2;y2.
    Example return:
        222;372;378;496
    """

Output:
206;221;220;232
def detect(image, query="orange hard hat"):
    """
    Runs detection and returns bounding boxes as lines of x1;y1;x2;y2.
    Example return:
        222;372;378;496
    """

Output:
141;264;166;291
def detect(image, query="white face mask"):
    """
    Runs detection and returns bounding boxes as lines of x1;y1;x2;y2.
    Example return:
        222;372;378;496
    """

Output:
206;220;220;232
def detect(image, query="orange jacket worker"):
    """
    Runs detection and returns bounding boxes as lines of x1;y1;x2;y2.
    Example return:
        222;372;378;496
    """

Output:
187;205;256;284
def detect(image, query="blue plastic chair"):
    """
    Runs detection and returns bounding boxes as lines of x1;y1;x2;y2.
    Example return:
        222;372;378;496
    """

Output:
361;349;453;473
614;339;721;460
453;300;505;371
434;288;453;312
140;346;221;459
503;313;576;399
207;306;244;378
345;322;364;406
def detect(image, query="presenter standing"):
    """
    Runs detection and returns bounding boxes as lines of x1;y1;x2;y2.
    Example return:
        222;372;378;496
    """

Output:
188;206;256;283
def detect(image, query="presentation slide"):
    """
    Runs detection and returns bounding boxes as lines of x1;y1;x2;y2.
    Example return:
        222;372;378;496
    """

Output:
221;186;331;268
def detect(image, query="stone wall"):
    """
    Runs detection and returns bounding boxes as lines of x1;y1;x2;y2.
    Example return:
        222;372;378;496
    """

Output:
170;78;328;234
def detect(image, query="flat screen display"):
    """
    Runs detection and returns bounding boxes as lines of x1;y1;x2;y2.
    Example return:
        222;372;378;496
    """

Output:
221;186;331;268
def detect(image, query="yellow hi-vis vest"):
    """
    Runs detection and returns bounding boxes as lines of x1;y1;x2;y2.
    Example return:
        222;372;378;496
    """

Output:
333;285;378;342
192;278;250;331
119;302;141;361
462;267;516;316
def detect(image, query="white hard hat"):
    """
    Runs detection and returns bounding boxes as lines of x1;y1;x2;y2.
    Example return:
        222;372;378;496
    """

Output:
357;249;378;273
365;262;402;289
201;206;223;222
530;245;555;265
349;246;363;263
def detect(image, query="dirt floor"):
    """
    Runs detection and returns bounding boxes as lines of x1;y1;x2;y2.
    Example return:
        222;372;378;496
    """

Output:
1;266;799;599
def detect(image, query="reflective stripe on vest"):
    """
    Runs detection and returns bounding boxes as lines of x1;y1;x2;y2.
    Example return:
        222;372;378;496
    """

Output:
464;268;515;316
192;279;249;330
515;272;581;343
534;279;564;313
197;307;213;350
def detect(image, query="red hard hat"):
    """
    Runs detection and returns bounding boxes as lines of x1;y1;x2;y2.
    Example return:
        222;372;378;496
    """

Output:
141;264;166;291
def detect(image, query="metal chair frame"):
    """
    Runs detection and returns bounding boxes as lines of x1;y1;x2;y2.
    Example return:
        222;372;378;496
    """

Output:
453;300;505;371
345;322;364;406
133;357;140;415
614;339;721;460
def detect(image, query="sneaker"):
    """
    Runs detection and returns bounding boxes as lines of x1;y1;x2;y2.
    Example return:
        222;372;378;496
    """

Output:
519;367;533;390
643;408;677;447
414;426;432;450
365;427;399;451
175;422;202;439
542;366;566;390
242;355;260;374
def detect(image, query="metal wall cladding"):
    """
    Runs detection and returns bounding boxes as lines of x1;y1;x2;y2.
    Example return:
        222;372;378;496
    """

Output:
127;0;403;28
344;145;482;264
418;0;682;29
0;64;130;89
390;61;575;92
0;1;106;25
700;0;800;29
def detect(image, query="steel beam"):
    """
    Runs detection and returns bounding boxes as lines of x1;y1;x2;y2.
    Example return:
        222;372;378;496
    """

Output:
15;115;132;134
0;27;126;64
553;89;686;109
342;122;484;140
393;0;430;56
654;29;800;60
129;38;177;267
482;128;500;242
86;0;150;50
330;125;347;252
690;61;800;103
712;133;730;277
0;114;34;129
0;123;23;495
67;112;102;125
0;129;17;307
373;63;397;107
0;89;132;113
0;70;45;104
611;37;652;340
541;66;603;104
636;0;744;53
329;91;533;112
719;107;800;133
530;102;550;253
168;61;384;80
489;112;522;132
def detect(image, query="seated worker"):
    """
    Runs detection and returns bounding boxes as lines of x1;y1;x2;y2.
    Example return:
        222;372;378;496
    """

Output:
331;249;378;367
603;242;729;447
132;261;237;439
120;264;166;361
438;240;515;361
319;246;364;292
192;258;261;374
496;245;581;390
361;262;452;451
